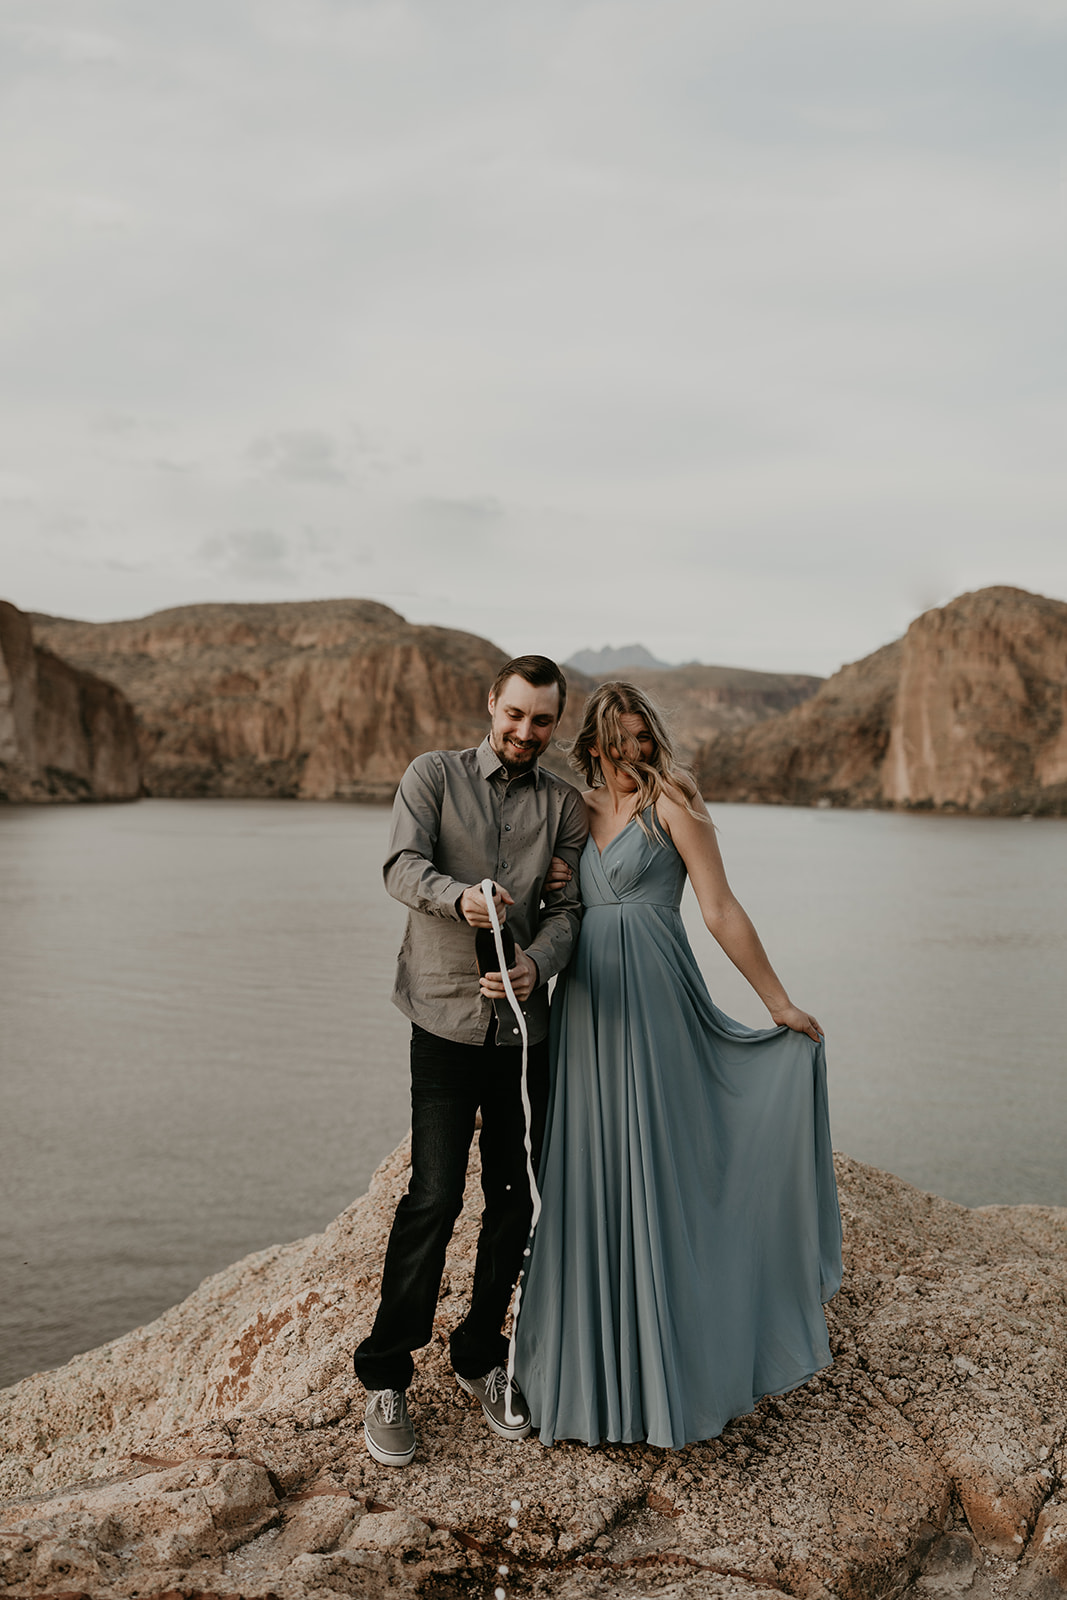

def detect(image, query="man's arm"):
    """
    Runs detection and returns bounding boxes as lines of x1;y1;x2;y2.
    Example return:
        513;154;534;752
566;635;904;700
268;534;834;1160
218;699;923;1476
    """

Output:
383;754;471;920
523;785;588;984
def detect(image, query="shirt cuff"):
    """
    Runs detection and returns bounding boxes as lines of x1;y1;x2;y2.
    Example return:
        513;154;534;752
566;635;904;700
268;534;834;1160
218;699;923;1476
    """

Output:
450;883;475;921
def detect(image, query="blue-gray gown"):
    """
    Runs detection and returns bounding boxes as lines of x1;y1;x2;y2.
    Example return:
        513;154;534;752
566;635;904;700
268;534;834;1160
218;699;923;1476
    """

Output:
514;811;842;1449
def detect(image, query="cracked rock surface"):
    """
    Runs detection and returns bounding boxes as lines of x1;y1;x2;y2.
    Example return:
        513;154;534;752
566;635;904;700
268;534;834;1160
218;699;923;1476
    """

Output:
1;1143;1064;1600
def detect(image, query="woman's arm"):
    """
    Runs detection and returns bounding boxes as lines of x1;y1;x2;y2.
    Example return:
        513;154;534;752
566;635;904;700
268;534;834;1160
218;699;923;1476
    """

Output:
657;787;823;1041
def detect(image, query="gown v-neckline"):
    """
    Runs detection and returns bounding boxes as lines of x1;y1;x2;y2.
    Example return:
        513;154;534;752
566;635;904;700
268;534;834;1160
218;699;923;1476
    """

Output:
589;811;641;860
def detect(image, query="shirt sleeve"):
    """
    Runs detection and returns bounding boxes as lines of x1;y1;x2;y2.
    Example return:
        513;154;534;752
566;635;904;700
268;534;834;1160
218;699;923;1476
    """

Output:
383;755;471;919
523;784;588;984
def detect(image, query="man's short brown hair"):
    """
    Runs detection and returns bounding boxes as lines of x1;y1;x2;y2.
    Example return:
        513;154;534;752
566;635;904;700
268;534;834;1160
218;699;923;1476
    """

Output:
489;655;568;719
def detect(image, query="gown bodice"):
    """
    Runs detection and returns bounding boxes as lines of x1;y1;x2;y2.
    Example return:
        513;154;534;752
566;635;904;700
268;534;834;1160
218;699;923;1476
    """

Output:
579;809;687;910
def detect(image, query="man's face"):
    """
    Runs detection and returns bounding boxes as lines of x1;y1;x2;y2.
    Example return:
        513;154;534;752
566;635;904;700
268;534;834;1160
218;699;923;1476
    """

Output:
488;674;562;773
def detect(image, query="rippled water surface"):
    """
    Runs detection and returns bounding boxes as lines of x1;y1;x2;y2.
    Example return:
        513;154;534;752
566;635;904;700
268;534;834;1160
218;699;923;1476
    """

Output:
1;798;1065;1388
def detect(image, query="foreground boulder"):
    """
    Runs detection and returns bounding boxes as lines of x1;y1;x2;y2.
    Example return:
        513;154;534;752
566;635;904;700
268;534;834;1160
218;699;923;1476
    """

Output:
0;599;140;803
695;586;1067;815
1;1140;1064;1600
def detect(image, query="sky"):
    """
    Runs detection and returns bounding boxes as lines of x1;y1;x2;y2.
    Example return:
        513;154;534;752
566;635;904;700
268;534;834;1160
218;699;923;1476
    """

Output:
2;0;1065;677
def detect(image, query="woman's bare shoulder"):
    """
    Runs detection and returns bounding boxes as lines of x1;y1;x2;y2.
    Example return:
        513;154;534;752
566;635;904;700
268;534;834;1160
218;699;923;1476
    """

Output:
657;770;709;823
581;787;608;822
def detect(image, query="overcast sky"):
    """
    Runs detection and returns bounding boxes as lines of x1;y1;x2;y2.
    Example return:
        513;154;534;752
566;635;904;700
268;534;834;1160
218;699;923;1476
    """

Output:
2;0;1065;676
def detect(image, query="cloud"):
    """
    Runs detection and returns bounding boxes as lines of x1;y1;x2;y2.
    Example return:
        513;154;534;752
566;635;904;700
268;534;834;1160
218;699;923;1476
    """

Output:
90;412;140;436
417;495;503;524
10;22;125;66
1;0;1064;670
0;471;38;503
198;529;297;583
100;557;151;573
247;430;349;484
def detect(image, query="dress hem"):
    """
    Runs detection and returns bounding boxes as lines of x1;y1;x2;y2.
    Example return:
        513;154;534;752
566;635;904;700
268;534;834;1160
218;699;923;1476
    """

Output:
530;1353;835;1452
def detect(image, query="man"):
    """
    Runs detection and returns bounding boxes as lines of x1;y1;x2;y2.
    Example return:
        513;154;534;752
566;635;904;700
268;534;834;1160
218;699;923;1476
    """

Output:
353;654;587;1466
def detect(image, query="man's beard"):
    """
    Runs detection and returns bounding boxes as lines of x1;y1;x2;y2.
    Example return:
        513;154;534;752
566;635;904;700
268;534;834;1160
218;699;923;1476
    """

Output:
492;734;539;773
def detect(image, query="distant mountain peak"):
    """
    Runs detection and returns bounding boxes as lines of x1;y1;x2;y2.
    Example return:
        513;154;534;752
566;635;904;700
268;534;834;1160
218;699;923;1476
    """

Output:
565;642;673;675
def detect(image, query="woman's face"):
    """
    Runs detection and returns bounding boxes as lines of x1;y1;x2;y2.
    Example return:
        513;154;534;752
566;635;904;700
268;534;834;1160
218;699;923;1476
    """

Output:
599;711;656;790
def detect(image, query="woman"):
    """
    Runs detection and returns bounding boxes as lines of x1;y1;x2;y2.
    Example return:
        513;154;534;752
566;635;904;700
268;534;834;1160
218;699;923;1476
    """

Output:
514;681;842;1450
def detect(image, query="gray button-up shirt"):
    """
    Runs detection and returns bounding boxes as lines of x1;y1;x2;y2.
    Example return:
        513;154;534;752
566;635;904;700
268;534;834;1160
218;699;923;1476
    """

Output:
384;737;588;1046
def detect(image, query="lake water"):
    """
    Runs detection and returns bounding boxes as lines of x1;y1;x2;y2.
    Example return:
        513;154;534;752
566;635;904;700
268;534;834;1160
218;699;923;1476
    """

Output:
1;798;1065;1390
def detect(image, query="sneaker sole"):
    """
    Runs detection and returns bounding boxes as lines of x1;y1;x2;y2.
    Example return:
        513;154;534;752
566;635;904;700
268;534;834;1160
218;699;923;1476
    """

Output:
363;1422;416;1467
455;1374;532;1441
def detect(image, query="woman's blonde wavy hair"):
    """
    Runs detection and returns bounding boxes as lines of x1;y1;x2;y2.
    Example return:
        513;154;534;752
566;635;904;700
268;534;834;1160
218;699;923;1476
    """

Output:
569;681;702;838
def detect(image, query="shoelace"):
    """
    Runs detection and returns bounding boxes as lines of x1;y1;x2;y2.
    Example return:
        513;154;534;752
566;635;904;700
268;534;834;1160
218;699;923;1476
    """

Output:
373;1389;402;1423
483;1366;509;1404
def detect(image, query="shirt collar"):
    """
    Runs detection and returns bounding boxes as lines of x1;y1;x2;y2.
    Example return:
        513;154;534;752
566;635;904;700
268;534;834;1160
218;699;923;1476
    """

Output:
476;735;542;788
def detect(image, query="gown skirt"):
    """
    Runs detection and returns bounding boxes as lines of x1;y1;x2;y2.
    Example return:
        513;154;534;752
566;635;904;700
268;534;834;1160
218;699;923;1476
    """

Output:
514;813;842;1450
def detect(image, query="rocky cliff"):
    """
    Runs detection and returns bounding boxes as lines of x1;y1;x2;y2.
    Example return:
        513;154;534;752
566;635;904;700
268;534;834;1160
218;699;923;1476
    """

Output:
28;601;820;801
23;586;1067;811
0;600;141;803
30;600;524;802
603;663;823;764
695;587;1067;815
2;1141;1064;1600
881;587;1067;813
692;639;903;808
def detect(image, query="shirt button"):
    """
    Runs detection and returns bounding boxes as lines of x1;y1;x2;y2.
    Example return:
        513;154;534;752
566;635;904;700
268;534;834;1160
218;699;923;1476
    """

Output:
513;1028;520;1035
504;823;512;831
501;861;509;870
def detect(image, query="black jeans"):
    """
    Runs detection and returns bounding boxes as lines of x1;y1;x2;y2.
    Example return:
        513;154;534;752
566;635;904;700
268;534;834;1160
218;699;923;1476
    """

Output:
353;1022;549;1392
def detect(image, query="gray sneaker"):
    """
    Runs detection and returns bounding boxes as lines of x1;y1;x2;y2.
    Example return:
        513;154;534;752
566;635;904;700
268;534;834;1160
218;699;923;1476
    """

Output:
363;1388;416;1466
456;1366;532;1440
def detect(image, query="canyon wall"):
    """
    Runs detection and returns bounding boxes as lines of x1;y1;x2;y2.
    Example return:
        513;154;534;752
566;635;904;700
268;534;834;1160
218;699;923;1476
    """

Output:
693;638;903;807
695;587;1067;815
1;1141;1065;1600
22;585;1067;812
29;600;812;800
30;600;525;801
590;663;823;764
881;586;1067;812
0;599;141;803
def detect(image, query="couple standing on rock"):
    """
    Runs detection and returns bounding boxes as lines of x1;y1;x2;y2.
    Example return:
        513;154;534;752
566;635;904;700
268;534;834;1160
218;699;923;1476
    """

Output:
353;654;842;1465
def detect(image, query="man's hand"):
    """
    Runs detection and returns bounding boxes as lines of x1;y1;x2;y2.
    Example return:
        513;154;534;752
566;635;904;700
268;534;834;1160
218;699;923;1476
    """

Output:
479;947;539;1004
460;881;514;927
542;855;573;894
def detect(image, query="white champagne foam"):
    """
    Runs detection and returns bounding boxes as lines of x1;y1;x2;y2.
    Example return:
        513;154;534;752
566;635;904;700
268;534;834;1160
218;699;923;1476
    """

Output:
480;878;542;1426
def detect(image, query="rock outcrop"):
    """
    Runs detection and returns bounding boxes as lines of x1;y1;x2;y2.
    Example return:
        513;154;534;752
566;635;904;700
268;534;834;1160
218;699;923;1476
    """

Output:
567;643;674;673
2;1141;1064;1600
695;587;1067;814
603;664;823;764
0;600;141;803
693;639;903;808
881;587;1067;813
28;601;820;801
30;600;523;801
20;586;1067;812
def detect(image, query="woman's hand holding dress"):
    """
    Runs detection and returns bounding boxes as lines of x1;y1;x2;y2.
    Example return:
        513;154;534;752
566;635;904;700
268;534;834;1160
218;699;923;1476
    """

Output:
769;1002;824;1042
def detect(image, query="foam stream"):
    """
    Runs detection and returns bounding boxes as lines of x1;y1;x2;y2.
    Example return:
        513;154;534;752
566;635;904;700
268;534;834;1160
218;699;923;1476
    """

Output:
480;878;542;1426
